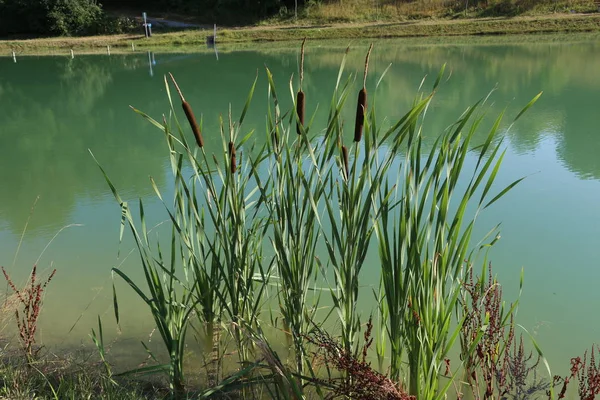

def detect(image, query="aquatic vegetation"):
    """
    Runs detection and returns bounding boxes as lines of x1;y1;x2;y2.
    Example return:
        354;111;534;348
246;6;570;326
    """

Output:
460;264;519;399
89;40;550;399
307;317;413;400
551;346;600;400
1;265;56;360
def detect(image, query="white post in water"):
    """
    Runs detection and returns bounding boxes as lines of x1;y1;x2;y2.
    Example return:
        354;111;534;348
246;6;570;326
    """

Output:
12;51;16;63
143;12;149;38
70;49;74;59
107;45;111;55
131;42;135;51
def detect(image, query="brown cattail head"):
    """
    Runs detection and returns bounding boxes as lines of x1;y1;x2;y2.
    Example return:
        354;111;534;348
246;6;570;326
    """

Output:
229;141;236;174
342;145;349;180
182;102;204;148
169;73;204;148
354;45;373;143
297;38;307;135
354;88;367;143
296;90;305;135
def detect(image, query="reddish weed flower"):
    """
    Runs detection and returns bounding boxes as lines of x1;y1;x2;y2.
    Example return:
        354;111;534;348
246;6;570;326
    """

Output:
2;265;56;359
307;316;413;400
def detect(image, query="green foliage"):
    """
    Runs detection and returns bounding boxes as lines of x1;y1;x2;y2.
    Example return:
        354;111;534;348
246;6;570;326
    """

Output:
92;41;541;398
94;15;137;35
47;0;103;36
0;355;145;399
0;0;103;36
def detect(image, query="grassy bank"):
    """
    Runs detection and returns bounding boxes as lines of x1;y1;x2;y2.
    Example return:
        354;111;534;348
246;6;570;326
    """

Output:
2;13;600;54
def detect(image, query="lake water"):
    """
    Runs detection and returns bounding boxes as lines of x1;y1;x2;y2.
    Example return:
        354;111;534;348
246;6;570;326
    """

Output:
0;35;599;376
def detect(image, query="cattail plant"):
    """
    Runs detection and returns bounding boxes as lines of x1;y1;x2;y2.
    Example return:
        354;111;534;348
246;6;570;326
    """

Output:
258;60;328;375
169;72;204;148
321;44;401;356
354;44;372;143
296;38;306;135
93;45;542;400
374;76;540;399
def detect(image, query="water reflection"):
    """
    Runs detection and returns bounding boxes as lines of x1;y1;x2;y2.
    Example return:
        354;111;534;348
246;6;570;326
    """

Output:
0;40;599;235
0;40;599;368
0;55;168;234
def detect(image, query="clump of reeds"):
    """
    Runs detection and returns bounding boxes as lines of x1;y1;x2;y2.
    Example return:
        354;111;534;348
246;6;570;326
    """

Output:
169;73;204;148
96;43;542;400
1;265;56;360
354;44;373;143
296;38;306;135
373;83;540;399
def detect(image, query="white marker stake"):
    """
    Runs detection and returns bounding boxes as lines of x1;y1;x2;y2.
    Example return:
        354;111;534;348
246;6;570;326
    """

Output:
107;45;111;56
143;12;149;38
12;51;16;63
70;49;74;59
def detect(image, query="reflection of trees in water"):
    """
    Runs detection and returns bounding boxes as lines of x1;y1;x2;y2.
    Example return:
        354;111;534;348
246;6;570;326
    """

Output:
1;41;598;235
554;89;600;180
0;56;167;234
300;41;600;177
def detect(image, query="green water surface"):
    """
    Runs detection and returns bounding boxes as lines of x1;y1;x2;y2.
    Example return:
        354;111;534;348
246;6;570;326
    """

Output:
0;36;599;375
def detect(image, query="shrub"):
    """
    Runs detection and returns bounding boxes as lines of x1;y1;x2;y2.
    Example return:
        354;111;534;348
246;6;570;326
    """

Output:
0;0;104;37
47;0;103;36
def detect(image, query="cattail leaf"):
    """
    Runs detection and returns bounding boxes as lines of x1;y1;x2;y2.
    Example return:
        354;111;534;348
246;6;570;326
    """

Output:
475;110;505;172
433;63;447;91
114;364;171;378
376;63;393;90
112;268;150;304
483;177;525;210
479;149;506;206
239;72;258;126
90;150;123;205
335;46;349;93
112;282;119;326
129;106;165;131
513;91;542;123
